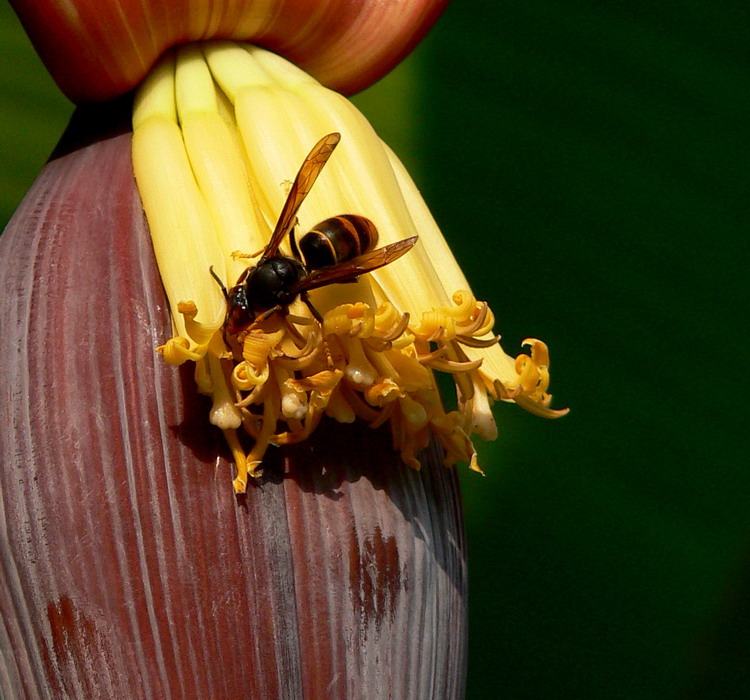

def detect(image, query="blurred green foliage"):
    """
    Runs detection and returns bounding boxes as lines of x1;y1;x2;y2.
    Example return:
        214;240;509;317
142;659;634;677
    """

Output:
2;1;749;698
0;3;71;227
415;3;749;698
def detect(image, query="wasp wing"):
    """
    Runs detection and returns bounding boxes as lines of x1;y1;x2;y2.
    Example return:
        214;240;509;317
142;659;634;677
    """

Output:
290;235;418;294
263;132;341;259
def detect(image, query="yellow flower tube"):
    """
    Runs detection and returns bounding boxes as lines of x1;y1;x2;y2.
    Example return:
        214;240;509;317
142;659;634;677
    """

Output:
132;53;226;343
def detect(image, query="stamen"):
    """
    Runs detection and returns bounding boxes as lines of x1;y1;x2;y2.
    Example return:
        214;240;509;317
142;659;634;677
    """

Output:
368;402;396;429
341;337;378;386
326;390;356;423
422;356;483;373
223;429;249;490
444;341;475;402
417;344;449;363
456;334;500;349
194;357;212;394
234;383;265;408
339;383;382;422
383;349;432;391
324;302;376;338
374;304;411;341
399;395;428;426
207;354;242;429
279;329;318;357
413;310;456;343
232;361;269;390
445;290;476;320
365;379;404;407
239;381;281;489
363;345;401;386
462;299;490;330
456;301;494;338
278;369;308;421
466;371;498;441
157;336;204;364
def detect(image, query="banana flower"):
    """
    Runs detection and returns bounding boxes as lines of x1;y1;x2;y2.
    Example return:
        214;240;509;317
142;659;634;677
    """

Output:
134;42;566;494
0;0;564;697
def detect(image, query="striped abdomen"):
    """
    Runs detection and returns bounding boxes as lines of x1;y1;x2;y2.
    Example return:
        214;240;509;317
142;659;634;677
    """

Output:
299;214;379;270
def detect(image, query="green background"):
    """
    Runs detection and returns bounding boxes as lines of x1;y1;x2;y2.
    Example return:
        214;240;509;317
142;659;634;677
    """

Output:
2;2;748;697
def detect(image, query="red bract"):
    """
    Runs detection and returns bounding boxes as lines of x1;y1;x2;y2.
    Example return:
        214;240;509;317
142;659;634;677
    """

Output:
9;0;451;102
0;106;468;697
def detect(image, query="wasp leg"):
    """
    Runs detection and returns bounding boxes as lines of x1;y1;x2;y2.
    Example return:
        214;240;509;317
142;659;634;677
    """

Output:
246;305;285;331
209;266;229;298
321;335;333;369
283;316;308;346
300;291;324;324
231;248;265;261
299;292;333;367
298;292;335;368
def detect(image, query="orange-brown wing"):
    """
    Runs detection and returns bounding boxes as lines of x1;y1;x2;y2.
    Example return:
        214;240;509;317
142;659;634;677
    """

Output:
263;132;342;258
289;235;418;294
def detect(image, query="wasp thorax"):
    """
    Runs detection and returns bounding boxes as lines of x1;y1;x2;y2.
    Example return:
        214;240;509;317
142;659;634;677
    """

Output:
245;257;306;311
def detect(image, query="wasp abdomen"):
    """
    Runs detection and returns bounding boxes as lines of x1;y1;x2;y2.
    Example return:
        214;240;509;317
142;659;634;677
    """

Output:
300;214;379;270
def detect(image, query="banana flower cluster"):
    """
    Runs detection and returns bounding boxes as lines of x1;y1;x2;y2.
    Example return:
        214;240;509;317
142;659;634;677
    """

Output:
134;43;567;492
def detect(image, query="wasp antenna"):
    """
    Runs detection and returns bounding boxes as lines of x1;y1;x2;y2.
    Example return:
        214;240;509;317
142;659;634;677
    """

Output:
209;265;229;299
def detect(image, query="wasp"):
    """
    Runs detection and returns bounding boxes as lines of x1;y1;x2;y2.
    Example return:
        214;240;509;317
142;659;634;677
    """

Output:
212;132;418;339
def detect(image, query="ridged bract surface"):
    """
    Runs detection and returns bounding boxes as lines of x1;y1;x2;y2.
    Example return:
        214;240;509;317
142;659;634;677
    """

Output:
10;0;451;102
0;110;467;699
